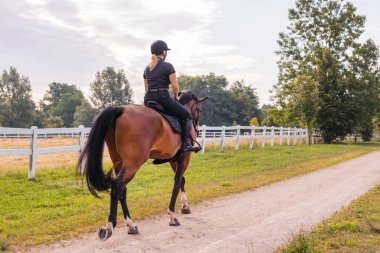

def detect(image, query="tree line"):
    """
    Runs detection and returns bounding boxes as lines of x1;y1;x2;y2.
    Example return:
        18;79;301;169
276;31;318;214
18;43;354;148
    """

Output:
0;66;133;128
268;0;380;143
0;67;262;128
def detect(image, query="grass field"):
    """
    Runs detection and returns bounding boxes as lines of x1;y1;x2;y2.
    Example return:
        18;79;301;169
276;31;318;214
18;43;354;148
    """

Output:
0;142;379;252
278;183;380;253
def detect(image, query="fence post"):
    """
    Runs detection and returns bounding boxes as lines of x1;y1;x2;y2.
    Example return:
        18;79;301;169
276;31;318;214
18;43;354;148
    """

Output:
286;128;290;146
262;126;267;148
235;125;240;150
220;126;225;151
250;125;255;150
306;129;309;145
28;126;37;180
78;125;85;173
270;126;275;147
293;127;297;145
279;126;283;145
201;125;206;154
299;129;303;144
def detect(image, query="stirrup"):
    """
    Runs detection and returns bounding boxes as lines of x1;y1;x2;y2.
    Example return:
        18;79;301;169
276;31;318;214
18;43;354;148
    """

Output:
181;144;200;153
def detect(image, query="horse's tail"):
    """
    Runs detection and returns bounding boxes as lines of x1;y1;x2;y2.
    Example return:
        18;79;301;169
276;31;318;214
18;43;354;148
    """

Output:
78;106;124;198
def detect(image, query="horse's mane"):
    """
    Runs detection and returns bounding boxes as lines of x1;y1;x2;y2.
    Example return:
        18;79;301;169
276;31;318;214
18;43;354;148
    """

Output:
178;90;198;105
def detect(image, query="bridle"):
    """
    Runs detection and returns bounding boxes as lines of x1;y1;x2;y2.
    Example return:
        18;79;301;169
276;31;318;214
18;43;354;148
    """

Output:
179;90;202;137
192;102;201;137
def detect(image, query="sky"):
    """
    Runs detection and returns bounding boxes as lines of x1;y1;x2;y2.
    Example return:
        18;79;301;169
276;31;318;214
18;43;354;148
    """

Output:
1;0;379;106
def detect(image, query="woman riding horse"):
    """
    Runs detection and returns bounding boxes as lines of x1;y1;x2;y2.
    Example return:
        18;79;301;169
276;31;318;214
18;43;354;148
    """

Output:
78;43;207;240
144;40;199;153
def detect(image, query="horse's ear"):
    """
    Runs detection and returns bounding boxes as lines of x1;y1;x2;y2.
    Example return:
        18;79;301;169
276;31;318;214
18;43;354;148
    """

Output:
198;97;208;103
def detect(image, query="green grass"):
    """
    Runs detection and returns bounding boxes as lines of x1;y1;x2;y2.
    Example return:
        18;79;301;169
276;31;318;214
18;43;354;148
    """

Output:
1;143;380;251
280;229;320;253
278;184;380;253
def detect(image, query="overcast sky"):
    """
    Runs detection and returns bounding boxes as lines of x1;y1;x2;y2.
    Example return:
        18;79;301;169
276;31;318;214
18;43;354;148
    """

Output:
1;0;379;105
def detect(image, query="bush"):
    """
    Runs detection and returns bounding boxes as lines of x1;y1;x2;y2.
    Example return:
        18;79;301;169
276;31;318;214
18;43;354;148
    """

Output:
282;229;319;253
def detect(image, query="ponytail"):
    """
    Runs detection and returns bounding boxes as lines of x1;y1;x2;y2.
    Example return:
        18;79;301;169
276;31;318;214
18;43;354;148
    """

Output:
149;54;159;71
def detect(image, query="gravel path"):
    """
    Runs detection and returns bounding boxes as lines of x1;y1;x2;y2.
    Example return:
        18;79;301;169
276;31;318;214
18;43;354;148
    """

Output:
24;150;380;253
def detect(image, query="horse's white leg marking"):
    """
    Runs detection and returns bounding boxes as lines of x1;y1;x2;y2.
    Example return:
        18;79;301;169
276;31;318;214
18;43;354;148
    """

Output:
167;208;177;224
181;191;188;208
125;216;136;229
107;222;114;231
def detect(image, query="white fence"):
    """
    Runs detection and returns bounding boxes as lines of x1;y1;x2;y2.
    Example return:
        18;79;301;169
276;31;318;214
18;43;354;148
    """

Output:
0;125;308;179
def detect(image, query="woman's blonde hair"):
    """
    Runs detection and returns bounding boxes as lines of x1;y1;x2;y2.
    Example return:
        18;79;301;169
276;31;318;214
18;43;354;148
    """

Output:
148;54;159;71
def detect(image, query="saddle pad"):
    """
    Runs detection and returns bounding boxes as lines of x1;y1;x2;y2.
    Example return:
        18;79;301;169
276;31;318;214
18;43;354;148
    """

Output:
146;102;182;134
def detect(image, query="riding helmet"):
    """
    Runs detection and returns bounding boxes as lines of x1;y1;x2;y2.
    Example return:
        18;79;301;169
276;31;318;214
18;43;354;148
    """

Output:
151;40;170;55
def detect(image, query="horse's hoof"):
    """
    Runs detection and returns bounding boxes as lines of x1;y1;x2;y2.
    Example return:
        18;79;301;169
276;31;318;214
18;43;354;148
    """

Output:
97;227;112;241
169;218;181;226
128;225;139;235
181;205;191;214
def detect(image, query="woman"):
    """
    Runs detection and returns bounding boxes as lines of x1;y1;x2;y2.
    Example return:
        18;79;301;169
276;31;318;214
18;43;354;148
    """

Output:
143;40;199;153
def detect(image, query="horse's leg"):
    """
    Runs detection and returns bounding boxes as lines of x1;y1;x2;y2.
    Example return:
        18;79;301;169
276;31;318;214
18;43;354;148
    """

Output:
97;177;123;241
168;154;191;226
119;186;139;234
167;168;183;226
98;168;137;241
180;176;191;214
170;161;191;214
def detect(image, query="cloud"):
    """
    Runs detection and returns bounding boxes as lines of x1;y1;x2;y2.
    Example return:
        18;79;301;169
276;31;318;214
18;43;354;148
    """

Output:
0;0;116;99
46;0;82;26
3;0;258;103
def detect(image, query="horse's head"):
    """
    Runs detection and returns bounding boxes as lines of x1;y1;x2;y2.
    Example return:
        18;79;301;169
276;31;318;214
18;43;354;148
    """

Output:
178;90;208;135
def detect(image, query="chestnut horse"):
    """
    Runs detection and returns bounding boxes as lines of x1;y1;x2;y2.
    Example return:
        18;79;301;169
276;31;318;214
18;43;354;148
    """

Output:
78;91;207;241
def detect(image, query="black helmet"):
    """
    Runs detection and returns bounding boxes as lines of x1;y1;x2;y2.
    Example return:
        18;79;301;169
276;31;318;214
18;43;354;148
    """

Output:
151;40;170;55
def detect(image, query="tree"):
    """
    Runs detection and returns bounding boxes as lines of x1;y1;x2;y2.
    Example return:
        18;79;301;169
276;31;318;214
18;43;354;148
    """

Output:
178;73;238;126
90;66;133;110
178;73;262;126
0;97;6;126
51;92;84;127
348;40;380;141
0;67;36;127
43;115;64;128
41;82;84;112
316;48;353;143
373;113;380;134
274;0;379;142
40;83;85;127
73;99;96;127
229;80;261;125
291;75;319;142
262;106;286;127
249;117;259;126
276;0;365;90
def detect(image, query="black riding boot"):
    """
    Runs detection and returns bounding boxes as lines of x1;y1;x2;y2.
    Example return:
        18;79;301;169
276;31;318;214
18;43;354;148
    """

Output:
181;118;200;153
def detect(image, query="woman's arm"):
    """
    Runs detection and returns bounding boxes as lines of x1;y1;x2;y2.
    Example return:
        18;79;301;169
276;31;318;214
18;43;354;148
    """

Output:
144;79;148;92
169;73;179;100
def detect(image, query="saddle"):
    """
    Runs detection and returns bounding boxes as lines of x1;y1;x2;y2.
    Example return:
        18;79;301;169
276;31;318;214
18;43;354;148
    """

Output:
146;101;183;165
146;101;182;134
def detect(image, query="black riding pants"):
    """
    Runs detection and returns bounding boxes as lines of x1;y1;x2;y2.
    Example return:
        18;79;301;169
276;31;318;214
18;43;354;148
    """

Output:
144;90;191;120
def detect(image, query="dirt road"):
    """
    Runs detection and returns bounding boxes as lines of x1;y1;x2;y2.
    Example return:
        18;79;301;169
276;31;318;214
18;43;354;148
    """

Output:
25;150;380;253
